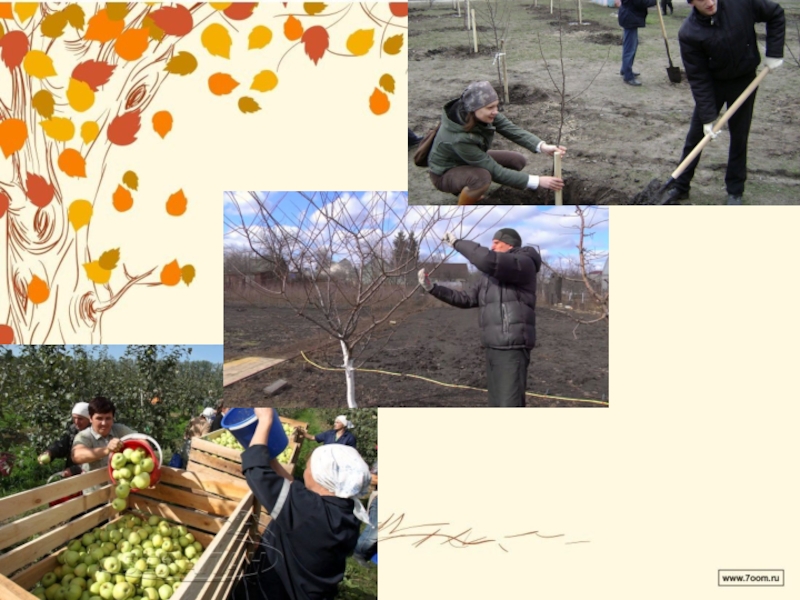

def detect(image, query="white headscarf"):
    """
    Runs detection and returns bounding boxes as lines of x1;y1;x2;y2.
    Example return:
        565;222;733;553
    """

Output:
71;402;90;419
334;415;352;429
310;445;371;523
202;407;216;420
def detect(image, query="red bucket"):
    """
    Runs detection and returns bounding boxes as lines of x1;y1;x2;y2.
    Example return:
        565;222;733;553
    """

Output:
107;434;163;492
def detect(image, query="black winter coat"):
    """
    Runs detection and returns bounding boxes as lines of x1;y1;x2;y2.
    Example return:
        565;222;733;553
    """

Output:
679;0;785;124
47;425;83;476
429;241;541;350
618;0;657;29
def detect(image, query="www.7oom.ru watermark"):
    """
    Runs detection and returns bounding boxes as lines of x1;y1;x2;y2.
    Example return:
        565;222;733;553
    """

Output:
718;570;784;586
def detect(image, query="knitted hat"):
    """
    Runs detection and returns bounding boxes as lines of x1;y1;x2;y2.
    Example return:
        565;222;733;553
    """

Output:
493;228;522;248
461;81;499;113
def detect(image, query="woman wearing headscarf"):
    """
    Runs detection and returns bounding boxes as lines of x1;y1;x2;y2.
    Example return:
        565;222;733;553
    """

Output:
428;80;567;204
301;415;357;449
232;407;372;600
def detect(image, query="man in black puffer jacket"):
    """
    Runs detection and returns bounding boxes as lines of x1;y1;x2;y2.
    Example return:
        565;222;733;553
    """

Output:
618;0;658;86
418;228;541;407
662;0;784;205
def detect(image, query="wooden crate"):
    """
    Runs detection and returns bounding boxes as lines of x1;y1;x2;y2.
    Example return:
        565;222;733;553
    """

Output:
0;465;261;600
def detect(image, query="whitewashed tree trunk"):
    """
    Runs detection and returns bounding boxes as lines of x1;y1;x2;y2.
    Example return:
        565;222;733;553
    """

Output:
340;339;358;409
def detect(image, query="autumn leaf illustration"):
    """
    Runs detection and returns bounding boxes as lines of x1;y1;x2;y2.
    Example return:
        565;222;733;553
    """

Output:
122;171;139;191
384;34;404;56
67;78;95;112
284;16;304;41
0;325;14;344
83;261;112;284
98;248;120;270
41;117;75;142
150;5;194;36
166;189;187;216
41;11;68;39
160;260;182;286
0;118;27;157
107;111;141;146
224;3;257;20
84;9;124;43
112;185;133;212
68;200;93;231
346;29;374;56
72;60;116;91
144;16;165;42
165;51;197;75
251;70;278;92
208;73;239;95
23;50;57;78
210;3;232;10
181;265;196;286
238;97;261;113
14;3;38;23
152;110;173;138
27;275;50;305
369;87;390;115
25;173;55;208
64;4;85;30
81;121;99;144
201;23;232;58
58;149;87;178
248;25;272;49
0;190;10;219
389;3;409;17
115;28;150;61
32;89;55;118
380;74;396;94
302;26;328;65
304;3;328;15
0;30;28;70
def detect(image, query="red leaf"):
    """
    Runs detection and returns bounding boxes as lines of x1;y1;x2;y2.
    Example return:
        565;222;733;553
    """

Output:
389;3;408;17
107;110;141;146
25;173;55;208
0;324;14;344
301;26;328;66
0;30;29;70
223;3;256;20
71;60;116;91
149;5;193;36
0;190;9;218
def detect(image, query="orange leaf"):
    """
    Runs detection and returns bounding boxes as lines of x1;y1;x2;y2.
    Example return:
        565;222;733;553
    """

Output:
115;28;149;61
160;260;182;286
0;118;27;158
223;3;257;20
0;4;12;19
25;173;54;208
284;16;303;41
166;189;187;216
0;324;14;344
0;30;29;70
369;87;390;115
107;111;141;146
84;9;124;43
0;190;9;218
149;5;193;36
301;26;328;65
27;275;49;305
389;3;408;17
152;110;173;139
72;60;115;91
112;184;133;212
57;148;86;178
208;72;239;95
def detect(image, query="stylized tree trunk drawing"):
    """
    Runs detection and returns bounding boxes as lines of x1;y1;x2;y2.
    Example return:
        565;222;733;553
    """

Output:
0;3;406;344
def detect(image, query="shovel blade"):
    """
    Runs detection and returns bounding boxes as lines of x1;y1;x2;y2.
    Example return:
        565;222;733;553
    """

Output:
667;67;682;83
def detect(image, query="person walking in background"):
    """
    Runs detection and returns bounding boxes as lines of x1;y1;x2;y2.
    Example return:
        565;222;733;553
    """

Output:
301;415;357;449
661;0;784;205
38;402;92;477
419;228;541;407
661;0;673;15
618;0;658;86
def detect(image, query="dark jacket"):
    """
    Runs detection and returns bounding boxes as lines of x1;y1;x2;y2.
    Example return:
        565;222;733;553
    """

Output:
429;241;541;349
618;0;657;29
428;98;543;190
237;445;361;600
47;425;83;476
679;0;785;124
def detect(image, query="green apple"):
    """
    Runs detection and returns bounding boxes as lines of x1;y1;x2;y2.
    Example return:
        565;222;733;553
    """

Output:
117;541;132;553
113;575;126;585
81;592;92;600
157;585;172;600
98;582;114;600
129;451;142;465
82;534;95;547
173;560;188;574
150;534;162;548
73;564;88;579
146;557;160;569
45;583;61;600
191;542;202;553
111;498;127;512
134;559;148;572
94;571;111;585
167;563;179;576
63;587;82;600
154;565;169;579
126;531;140;545
140;458;155;474
117;478;130;488
86;565;99;579
111;470;121;482
110;453;127;471
117;468;132;481
89;582;102;595
125;566;143;586
115;484;131;500
183;546;196;560
69;540;84;553
32;587;48;600
54;566;64;579
133;465;143;476
64;551;80;567
102;557;121;575
71;577;87;590
176;536;189;549
147;516;160;527
171;581;180;592
62;574;75;587
108;529;122;544
118;553;134;569
131;473;150;490
159;539;172;552
140;571;158;589
175;526;187;537
42;573;58;587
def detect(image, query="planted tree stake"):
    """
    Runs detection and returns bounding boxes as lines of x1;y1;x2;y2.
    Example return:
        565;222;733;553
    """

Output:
457;0;461;16
501;39;510;104
554;153;563;205
472;9;478;53
578;0;583;25
466;0;470;29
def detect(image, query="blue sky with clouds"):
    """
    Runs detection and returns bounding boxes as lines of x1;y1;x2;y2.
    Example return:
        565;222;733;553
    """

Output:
224;191;608;270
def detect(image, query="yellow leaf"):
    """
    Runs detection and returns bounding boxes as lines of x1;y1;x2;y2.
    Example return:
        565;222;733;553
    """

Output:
181;265;196;286
32;90;55;118
68;200;93;231
304;3;327;15
209;2;232;9
201;23;232;59
14;2;38;22
67;78;95;113
122;170;139;191
63;4;86;30
81;121;99;145
251;70;278;92
379;74;396;94
23;50;57;79
41;10;68;38
164;51;197;76
346;29;374;56
40;118;75;142
248;25;272;49
238;97;261;114
83;261;112;285
98;248;120;270
105;3;129;21
383;33;404;55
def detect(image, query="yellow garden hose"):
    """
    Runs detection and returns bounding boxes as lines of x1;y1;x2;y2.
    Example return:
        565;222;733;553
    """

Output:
300;352;609;406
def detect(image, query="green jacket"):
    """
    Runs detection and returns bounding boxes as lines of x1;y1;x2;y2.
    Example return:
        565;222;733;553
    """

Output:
428;98;543;189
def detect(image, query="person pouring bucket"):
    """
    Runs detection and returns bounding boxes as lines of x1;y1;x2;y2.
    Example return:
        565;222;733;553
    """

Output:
427;81;566;205
232;407;372;600
301;415;357;449
419;228;541;407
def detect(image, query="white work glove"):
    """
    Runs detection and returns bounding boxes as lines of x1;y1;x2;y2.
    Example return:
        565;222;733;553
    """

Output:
526;175;540;190
703;123;719;140
763;56;783;70
538;142;567;157
417;268;433;292
442;232;458;247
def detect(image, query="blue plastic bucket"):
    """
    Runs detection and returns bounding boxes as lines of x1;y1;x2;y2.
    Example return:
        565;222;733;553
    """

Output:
371;554;377;565
221;408;288;457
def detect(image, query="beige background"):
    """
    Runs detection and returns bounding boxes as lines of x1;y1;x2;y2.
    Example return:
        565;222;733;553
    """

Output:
380;207;800;598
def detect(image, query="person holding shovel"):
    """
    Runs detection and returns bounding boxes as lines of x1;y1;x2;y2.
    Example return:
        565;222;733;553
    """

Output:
661;0;785;205
418;228;541;407
427;81;566;205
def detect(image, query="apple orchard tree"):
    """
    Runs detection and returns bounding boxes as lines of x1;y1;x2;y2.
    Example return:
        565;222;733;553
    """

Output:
0;2;406;343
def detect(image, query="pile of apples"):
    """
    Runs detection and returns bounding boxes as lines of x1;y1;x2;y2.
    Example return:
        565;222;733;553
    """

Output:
29;513;205;600
109;447;156;513
212;423;297;464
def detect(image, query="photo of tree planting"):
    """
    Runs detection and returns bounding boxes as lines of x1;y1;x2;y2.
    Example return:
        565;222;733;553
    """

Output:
224;191;608;408
408;0;800;204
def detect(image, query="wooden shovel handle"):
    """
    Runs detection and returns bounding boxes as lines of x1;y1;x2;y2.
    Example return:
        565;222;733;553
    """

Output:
670;67;770;180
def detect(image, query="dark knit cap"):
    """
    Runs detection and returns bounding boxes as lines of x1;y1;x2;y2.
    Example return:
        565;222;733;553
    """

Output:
493;228;522;248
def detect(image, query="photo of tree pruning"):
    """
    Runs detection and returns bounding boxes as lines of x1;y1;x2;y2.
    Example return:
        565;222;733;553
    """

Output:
223;192;608;408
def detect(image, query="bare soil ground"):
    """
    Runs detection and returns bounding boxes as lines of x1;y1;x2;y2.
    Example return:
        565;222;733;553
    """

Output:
224;300;608;407
408;1;800;204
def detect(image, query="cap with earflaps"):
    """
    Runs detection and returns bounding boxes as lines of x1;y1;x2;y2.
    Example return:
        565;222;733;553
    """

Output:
493;228;522;248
